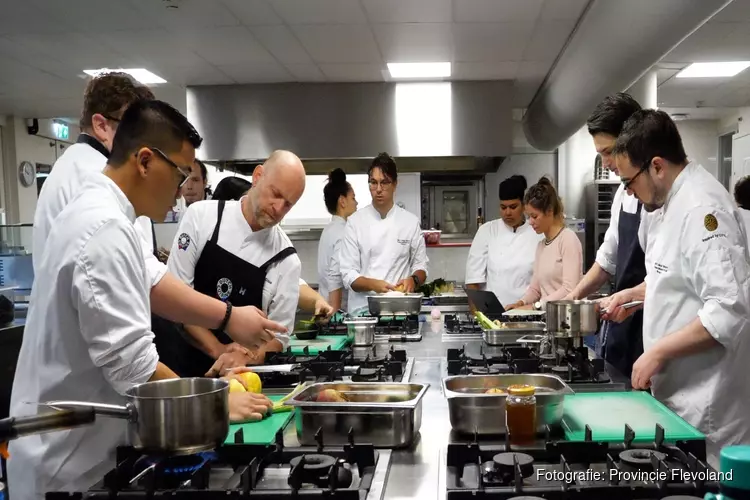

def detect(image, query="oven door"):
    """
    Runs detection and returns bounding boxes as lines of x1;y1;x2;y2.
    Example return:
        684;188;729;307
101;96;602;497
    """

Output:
431;185;478;238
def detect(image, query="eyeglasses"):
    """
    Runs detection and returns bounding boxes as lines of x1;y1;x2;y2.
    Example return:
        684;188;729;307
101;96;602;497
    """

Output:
139;147;192;187
622;157;653;190
368;179;393;189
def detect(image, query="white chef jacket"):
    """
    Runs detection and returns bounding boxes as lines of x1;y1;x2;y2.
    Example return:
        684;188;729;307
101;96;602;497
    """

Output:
33;137;167;287
465;219;542;306
8;173;159;499
167;198;301;347
317;215;347;307
595;184;648;274
339;204;428;314
739;208;750;247
639;162;750;469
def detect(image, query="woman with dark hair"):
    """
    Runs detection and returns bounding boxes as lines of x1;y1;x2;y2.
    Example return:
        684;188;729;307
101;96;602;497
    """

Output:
318;168;358;311
465;175;542;306
212;176;252;201
506;177;583;311
734;175;750;234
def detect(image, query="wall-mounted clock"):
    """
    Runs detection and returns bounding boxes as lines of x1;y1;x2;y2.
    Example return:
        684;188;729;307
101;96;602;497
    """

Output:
19;161;36;187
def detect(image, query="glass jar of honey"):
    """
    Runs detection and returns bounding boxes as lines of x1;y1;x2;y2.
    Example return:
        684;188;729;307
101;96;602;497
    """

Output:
505;384;537;445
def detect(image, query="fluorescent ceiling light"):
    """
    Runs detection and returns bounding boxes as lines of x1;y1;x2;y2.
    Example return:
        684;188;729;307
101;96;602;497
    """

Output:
387;62;451;79
83;68;167;84
676;61;750;78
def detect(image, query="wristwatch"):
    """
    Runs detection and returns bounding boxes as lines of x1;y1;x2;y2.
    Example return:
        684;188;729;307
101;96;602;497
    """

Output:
534;301;542;311
411;274;421;288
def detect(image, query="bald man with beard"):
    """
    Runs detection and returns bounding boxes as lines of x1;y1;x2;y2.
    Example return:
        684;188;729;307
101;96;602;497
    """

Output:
161;151;306;376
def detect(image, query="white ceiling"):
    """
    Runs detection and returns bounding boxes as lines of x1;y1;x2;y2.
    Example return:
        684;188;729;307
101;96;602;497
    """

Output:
0;0;748;121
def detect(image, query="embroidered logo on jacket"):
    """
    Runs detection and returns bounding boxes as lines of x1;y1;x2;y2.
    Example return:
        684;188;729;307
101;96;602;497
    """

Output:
217;278;233;300
704;214;718;232
177;233;191;250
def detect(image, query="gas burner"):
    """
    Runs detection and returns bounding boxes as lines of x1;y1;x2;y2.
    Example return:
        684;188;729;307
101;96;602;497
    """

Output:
352;367;379;381
470;366;501;375
618;449;667;472
492;452;534;478
550;365;569;374
289;454;353;489
538;354;556;364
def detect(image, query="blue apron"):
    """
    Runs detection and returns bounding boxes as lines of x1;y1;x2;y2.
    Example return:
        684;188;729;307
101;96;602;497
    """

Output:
600;202;646;378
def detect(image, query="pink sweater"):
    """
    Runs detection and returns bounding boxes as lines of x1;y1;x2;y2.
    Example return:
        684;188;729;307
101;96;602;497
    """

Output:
521;227;583;305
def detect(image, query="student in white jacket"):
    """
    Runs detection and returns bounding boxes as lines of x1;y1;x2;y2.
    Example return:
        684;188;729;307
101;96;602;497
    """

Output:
606;109;750;468
339;153;428;314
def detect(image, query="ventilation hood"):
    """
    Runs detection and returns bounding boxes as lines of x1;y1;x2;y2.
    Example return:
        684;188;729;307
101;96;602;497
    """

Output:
186;81;512;174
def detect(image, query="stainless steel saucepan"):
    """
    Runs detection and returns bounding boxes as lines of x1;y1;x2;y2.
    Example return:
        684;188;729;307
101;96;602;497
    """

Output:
46;377;229;455
546;299;643;337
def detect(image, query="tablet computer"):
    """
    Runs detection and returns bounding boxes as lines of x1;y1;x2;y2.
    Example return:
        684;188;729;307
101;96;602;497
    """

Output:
465;289;506;319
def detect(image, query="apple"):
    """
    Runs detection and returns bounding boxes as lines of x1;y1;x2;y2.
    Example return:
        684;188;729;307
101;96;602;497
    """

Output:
316;389;348;402
485;388;506;395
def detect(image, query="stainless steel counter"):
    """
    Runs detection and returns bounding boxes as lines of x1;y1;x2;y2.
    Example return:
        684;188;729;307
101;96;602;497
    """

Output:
280;315;630;500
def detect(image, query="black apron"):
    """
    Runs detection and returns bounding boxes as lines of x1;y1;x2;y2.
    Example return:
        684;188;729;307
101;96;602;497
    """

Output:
154;200;297;377
601;202;646;378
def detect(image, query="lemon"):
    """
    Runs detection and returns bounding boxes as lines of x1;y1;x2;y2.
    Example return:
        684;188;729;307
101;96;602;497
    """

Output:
238;372;262;394
228;379;247;394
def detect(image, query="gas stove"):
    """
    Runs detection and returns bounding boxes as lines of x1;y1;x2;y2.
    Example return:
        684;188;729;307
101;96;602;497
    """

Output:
47;436;387;499
374;315;422;342
443;313;483;340
445;425;719;499
255;346;412;389
446;342;624;390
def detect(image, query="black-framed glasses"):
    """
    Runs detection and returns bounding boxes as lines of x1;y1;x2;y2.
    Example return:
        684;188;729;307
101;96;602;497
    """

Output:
368;178;393;189
622;157;653;190
139;147;192;187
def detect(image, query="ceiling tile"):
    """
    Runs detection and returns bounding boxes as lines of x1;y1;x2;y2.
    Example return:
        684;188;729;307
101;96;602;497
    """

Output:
129;0;240;29
177;27;276;66
0;37;76;78
373;23;453;62
157;63;235;86
27;0;161;32
319;63;384;81
709;2;750;23
251;25;314;65
284;63;326;81
99;30;205;67
5;32;133;69
218;62;294;83
0;3;68;35
522;20;574;61
292;25;382;64
453;0;544;23
220;0;284;25
453;23;534;62
362;0;452;23
453;61;519;80
539;0;589;20
516;60;552;81
661;22;740;62
269;0;368;25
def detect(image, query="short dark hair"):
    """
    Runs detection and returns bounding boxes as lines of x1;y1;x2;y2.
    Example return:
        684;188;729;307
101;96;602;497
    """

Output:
109;100;203;166
499;175;527;201
212;176;252;201
80;72;154;128
586;92;642;137
612;109;688;168
194;159;208;182
735;176;750;210
524;176;564;218
368;152;398;183
324;168;352;215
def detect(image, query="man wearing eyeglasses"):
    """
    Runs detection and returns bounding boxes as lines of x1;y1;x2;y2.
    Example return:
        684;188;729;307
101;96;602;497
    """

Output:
339;152;429;314
605;109;750;468
566;93;646;379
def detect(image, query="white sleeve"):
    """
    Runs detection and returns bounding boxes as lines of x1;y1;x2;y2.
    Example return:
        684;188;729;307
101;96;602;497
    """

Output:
340;219;362;290
265;255;302;349
326;239;344;293
465;224;490;285
409;219;429;278
683;207;750;350
133;218;168;288
73;220;159;394
166;204;202;288
594;186;623;275
299;278;307;286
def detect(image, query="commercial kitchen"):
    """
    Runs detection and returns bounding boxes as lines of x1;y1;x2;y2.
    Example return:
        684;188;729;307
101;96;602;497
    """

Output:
2;0;750;498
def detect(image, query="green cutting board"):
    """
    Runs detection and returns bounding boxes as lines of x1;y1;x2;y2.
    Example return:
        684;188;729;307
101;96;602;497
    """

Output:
561;391;704;443
287;335;351;355
224;395;293;445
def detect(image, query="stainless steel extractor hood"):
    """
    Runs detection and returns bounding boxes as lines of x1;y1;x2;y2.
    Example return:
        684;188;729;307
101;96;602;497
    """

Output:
186;81;513;168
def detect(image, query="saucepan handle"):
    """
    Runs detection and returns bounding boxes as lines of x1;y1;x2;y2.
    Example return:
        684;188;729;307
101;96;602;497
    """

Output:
0;408;96;442
44;401;135;422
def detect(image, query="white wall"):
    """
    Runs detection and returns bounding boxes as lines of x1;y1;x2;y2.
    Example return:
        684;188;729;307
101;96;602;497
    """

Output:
675;120;719;178
721;107;750;189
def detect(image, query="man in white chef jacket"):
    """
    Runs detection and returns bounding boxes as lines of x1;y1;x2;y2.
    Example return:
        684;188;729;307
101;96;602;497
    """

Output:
339;153;428;314
607;109;750;468
165;151;305;375
465;175;542;306
8;100;276;499
32;72;285;355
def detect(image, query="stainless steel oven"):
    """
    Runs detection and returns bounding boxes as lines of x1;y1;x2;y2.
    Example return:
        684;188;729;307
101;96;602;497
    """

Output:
422;179;483;238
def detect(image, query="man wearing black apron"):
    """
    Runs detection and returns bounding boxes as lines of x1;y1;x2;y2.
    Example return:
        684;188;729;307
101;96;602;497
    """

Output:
567;92;646;378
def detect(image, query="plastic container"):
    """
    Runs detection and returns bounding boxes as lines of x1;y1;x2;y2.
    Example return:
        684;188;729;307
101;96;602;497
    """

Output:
506;384;536;445
422;229;441;245
704;445;750;500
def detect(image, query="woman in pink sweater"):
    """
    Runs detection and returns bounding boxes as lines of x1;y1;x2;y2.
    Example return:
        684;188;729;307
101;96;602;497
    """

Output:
506;177;583;311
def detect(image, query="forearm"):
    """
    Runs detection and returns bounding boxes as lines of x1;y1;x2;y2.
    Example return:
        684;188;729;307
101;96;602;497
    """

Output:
150;273;223;329
183;324;226;359
571;263;611;299
412;270;427;286
651;317;721;361
329;288;343;311
298;284;322;312
621;281;647;302
466;283;482;290
149;362;179;381
351;276;380;293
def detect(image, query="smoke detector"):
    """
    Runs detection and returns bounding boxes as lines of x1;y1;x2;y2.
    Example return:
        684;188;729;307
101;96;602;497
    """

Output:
670;113;690;121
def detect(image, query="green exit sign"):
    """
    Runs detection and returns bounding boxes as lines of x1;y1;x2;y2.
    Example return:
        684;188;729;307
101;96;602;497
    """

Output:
53;122;69;140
